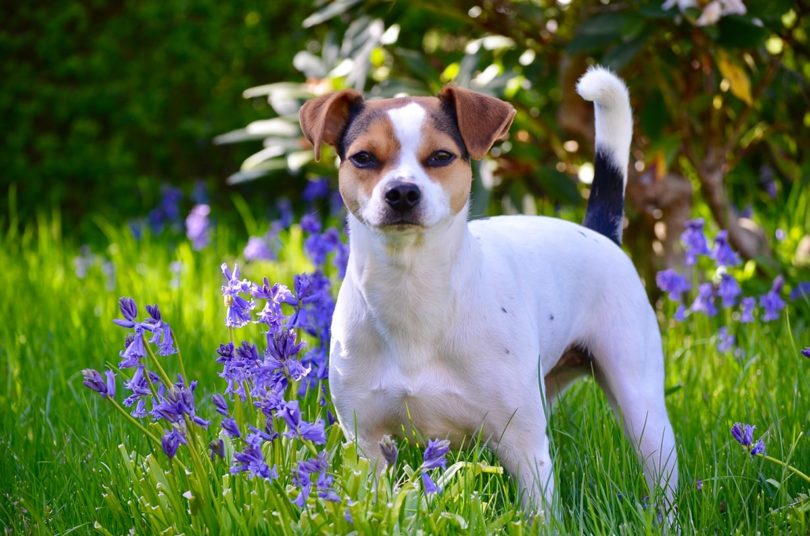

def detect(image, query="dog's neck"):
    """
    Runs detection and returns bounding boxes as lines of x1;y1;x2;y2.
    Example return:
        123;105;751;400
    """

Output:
344;208;477;345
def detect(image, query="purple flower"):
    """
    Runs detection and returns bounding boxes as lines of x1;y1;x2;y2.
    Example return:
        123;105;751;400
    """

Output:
185;204;211;250
717;274;741;308
760;276;786;321
244;236;274;262
334;242;350;279
790;282;810;301
300;214;321;235
298;420;326;444
152;376;209;429
122;367;155;409
161;427;187;459
303;177;330;203
731;423;755;447
145;304;177;356
148;186;183;233
212;393;229;416
304;228;341;267
380;435;398;466
221;418;241;438
423;439;450;470
681;219;710;265
696;479;703;491
740;297;756;323
209;439;225;460
231;444;277;480
277;198;294;228
292;451;335;507
690;283;717;317
114;297;138;326
422;472;441;494
750;439;765;456
656;269;691;301
82;369;116;399
674;304;687;322
246;420;278;446
712;231;740;267
716;327;735;353
801;347;810;359
221;263;255;328
118;325;147;368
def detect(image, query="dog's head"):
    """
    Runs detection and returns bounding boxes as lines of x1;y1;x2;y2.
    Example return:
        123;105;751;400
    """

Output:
299;88;515;231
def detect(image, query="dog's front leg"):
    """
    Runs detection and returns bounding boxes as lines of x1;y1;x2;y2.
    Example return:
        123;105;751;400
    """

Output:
489;405;555;518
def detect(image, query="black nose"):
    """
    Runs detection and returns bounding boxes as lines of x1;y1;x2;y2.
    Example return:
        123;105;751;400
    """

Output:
384;182;421;212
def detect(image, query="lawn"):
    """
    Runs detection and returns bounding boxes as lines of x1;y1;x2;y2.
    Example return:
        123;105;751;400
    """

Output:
1;196;809;534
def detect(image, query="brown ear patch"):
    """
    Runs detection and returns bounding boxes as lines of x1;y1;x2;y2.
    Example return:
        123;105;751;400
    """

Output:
439;86;516;160
299;89;364;161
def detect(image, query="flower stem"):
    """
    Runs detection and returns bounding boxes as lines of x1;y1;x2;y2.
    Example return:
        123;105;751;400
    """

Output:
760;454;810;484
108;397;161;446
143;334;174;386
175;344;188;384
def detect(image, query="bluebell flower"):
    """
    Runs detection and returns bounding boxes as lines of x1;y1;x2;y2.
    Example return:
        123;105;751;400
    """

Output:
790;282;810;301
690;283;717;316
244;236;275;262
82;369;116;399
740;297;756;323
731;423;755;447
246;420;278;447
277;198;294;228
192;180;209;205
152;376;209;429
716;327;735;353
145;304;177;356
303;177;330;203
380;435;398;466
185;204;211;250
148;186;183;234
334;242;350;279
115;297;138;326
221;263;255;328
221;417;241;438
304;228;341;267
712;231;740;267
681;219;710;266
760;276;786;321
800;347;810;359
119;326;148;368
422;472;441;494
209;438;225;460
292;452;334;507
266;329;304;363
717;274;741;308
161;427;187;459
674;304;687;322
122;366;155;409
423;439;451;470
300;214;321;235
750;439;765;456
212;393;228;416
655;269;691;301
231;444;277;480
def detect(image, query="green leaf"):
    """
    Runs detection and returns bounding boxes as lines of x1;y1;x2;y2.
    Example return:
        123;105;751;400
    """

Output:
715;16;769;49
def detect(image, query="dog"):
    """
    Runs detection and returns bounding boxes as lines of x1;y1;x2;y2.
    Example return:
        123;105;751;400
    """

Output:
299;66;678;517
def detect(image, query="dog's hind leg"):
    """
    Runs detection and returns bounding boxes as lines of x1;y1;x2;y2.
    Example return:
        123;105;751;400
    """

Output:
590;313;679;516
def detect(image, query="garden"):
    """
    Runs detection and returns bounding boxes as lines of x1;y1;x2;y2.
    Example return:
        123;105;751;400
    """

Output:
2;0;809;534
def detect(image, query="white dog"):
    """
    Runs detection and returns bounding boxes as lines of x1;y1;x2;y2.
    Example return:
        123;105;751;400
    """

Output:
299;66;678;516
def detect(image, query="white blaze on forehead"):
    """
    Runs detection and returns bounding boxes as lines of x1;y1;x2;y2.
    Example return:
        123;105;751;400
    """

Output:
386;102;426;161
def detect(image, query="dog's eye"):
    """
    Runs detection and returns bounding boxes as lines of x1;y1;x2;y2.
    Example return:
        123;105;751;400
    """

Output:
426;150;456;167
349;151;378;169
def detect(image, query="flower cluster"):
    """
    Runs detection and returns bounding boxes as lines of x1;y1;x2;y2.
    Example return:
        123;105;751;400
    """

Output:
730;422;765;456
656;219;790;355
421;439;451;494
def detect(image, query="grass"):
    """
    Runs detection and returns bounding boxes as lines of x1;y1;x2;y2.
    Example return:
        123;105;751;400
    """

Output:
1;202;809;535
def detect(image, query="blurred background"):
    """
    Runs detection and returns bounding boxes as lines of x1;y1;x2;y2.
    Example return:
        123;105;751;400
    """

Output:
2;0;808;282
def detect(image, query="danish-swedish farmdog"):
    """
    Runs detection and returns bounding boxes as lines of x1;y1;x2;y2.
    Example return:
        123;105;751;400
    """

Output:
299;66;678;515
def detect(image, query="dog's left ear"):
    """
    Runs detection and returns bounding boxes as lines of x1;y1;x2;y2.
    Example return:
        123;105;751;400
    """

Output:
299;89;364;161
439;86;516;160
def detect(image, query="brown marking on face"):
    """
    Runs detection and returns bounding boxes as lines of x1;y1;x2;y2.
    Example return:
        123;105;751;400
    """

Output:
417;101;472;214
338;102;400;219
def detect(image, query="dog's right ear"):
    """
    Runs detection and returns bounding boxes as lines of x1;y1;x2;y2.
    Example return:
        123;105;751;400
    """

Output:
299;89;364;161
